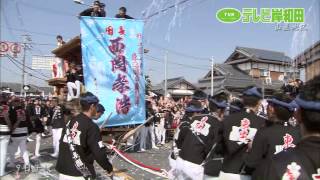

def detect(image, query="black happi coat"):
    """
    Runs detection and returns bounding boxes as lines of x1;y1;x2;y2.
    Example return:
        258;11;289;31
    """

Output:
204;114;224;177
9;106;31;137
27;104;45;133
175;114;191;150
257;136;320;180
221;110;265;174
178;114;221;165
115;14;134;19
79;8;105;17
0;105;10;136
51;105;66;129
245;123;301;176
43;105;53;126
66;70;83;83
56;113;112;178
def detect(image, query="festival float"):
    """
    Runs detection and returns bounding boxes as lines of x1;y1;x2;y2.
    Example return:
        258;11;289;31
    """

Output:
48;16;169;178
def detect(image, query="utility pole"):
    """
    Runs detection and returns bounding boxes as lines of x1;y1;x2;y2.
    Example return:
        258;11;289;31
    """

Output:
0;52;2;90
262;79;265;99
21;34;31;97
0;0;2;90
164;51;168;97
211;57;214;96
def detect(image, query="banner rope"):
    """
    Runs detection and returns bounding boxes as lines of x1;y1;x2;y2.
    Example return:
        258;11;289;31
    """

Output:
106;144;169;178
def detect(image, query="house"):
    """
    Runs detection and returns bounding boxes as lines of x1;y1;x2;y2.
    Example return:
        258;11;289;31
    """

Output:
294;40;320;82
225;46;294;82
152;77;197;98
1;82;53;96
197;64;283;97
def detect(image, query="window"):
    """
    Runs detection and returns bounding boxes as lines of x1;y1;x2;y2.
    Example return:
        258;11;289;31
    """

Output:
269;64;275;71
252;63;258;68
258;63;268;69
280;66;284;72
237;64;246;70
180;83;187;90
260;69;270;77
238;63;251;70
246;62;251;70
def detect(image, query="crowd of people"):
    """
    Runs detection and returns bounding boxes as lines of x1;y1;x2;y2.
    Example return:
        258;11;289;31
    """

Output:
129;95;190;152
0;74;319;180
0;92;112;179
167;75;320;180
281;78;304;98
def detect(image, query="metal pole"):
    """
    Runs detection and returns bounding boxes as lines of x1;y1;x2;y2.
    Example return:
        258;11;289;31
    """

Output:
21;42;26;97
262;78;265;99
0;0;2;90
0;55;2;89
164;51;168;97
21;35;30;97
211;57;214;96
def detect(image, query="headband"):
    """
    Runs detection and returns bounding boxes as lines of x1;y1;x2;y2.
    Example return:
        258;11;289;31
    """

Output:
243;87;262;98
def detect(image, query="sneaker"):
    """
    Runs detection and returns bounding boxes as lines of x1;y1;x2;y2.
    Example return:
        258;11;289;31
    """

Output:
27;138;34;142
138;148;146;152
152;146;159;149
50;154;58;158
31;154;41;159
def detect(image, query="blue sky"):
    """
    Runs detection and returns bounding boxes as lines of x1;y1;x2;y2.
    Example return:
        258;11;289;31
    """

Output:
0;0;319;87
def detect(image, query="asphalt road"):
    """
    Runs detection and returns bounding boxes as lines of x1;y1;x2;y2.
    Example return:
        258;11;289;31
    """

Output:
2;134;171;180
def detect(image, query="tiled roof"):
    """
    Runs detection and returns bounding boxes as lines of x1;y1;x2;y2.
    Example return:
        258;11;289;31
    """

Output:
236;46;292;62
152;77;197;91
1;82;53;94
198;64;283;91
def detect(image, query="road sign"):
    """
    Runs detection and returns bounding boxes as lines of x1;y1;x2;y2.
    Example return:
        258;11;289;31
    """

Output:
0;41;21;57
10;43;21;58
0;42;9;56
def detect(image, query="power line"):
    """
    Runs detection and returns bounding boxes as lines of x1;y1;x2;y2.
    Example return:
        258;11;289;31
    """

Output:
144;0;209;20
0;39;57;47
29;42;56;46
1;65;20;76
0;2;18;41
18;1;75;17
6;54;51;79
145;0;191;19
7;55;47;81
147;42;210;61
0;26;70;39
7;54;51;79
145;54;209;70
14;0;25;28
